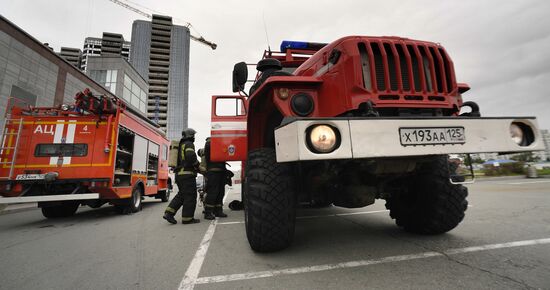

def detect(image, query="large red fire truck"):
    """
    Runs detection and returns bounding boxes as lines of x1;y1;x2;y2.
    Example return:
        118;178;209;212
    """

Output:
0;89;171;218
210;36;545;252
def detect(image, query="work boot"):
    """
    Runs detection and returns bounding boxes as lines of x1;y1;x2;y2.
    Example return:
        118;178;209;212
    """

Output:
204;209;216;220
214;207;228;218
163;212;177;224
181;218;200;224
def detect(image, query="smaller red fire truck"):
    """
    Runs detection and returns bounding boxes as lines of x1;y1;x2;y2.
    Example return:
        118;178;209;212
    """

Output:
0;89;171;218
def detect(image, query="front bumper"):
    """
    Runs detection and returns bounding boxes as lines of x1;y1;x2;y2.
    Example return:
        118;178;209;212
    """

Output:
274;117;544;162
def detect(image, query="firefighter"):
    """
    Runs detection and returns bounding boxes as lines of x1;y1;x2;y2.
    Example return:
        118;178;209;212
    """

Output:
163;128;201;224
203;137;229;220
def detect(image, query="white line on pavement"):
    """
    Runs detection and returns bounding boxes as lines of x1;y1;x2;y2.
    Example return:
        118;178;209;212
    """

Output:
505;180;550;185
217;221;245;225
178;220;218;290
194;237;550;285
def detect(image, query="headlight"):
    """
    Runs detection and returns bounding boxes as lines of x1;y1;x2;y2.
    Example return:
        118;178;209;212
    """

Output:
307;125;339;153
509;123;523;145
291;93;314;116
61;104;70;111
510;121;535;146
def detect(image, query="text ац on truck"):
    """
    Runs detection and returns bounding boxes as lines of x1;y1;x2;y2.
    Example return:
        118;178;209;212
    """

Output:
0;89;172;218
209;36;545;252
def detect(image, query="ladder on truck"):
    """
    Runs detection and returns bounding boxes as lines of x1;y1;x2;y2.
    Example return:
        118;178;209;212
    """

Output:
0;118;23;180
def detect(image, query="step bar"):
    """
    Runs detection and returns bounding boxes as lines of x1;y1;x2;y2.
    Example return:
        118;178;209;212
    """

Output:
0;193;100;204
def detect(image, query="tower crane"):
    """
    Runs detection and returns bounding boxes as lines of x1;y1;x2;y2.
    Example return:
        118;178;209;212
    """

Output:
107;0;217;50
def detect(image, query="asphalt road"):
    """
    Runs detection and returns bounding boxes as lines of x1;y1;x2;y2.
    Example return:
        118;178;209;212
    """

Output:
1;177;549;290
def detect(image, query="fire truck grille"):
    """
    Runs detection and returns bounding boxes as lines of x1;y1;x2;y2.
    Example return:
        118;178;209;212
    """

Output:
358;41;455;96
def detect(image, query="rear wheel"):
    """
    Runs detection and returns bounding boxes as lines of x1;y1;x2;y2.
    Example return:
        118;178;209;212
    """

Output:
157;189;170;202
115;186;143;214
41;201;79;218
385;156;468;234
244;148;296;252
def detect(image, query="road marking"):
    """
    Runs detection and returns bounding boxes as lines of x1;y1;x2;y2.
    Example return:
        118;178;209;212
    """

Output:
178;220;218;290
194;237;550;285
218;221;244;225
505;180;550;185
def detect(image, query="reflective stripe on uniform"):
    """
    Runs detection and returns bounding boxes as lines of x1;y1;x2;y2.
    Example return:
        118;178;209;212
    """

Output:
181;144;186;160
178;170;196;175
205;204;215;208
165;207;176;213
180;144;195;160
208;168;224;172
182;217;194;221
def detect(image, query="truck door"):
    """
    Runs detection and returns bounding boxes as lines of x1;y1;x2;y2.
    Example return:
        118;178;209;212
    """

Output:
210;96;247;162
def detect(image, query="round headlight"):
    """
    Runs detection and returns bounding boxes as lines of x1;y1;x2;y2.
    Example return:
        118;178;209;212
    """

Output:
510;123;524;145
308;125;339;153
61;104;70;111
291;93;314;116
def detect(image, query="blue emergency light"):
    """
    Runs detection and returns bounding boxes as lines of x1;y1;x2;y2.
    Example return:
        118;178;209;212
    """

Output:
280;40;328;52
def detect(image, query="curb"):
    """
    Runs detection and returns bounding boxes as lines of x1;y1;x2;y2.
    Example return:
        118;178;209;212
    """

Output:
0;203;38;216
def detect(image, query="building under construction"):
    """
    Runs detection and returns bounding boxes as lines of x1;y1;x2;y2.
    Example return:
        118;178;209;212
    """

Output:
130;15;190;141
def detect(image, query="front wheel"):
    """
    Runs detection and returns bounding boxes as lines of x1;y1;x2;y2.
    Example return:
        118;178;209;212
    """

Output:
385;157;468;234
244;148;296;252
41;201;80;218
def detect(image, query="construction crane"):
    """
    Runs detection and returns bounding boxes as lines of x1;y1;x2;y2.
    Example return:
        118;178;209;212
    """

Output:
108;0;217;50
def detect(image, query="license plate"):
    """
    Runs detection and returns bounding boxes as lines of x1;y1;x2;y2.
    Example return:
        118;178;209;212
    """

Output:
15;174;45;181
399;127;466;146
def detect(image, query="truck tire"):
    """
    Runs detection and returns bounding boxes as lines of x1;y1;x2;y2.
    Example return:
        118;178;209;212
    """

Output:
41;201;80;218
385;157;468;234
115;186;143;214
244;148;296;252
158;189;170;202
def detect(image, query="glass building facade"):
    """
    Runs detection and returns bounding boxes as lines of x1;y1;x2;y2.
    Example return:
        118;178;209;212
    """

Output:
0;16;112;120
130;16;190;140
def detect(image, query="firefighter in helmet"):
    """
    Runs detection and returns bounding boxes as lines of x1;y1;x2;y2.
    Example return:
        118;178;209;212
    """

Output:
163;128;201;224
203;137;229;220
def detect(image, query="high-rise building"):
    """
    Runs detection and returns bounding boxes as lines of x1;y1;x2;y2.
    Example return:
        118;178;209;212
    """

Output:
538;129;550;161
130;14;190;140
81;33;131;72
58;47;82;68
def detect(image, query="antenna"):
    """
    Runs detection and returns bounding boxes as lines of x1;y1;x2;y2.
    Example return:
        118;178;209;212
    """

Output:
262;13;271;54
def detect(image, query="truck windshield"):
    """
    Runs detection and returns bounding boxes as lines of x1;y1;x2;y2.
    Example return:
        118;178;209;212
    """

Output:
34;144;88;157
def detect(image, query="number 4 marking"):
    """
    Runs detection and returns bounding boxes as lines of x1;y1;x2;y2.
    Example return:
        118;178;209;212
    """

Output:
83;125;88;131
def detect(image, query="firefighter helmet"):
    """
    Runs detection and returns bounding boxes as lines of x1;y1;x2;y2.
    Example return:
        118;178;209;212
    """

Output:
182;128;197;139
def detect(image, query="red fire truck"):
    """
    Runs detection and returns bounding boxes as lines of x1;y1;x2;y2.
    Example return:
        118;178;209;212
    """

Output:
0;89;171;218
210;37;544;252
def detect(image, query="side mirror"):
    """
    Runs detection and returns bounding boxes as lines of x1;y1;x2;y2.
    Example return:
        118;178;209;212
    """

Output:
232;62;248;93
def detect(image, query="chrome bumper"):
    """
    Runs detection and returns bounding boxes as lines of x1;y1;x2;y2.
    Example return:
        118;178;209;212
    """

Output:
274;117;544;162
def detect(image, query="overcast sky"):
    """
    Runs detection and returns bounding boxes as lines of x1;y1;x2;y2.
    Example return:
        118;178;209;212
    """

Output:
1;0;549;149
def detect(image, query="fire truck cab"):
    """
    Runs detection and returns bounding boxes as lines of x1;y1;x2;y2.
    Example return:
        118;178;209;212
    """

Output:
0;89;171;218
